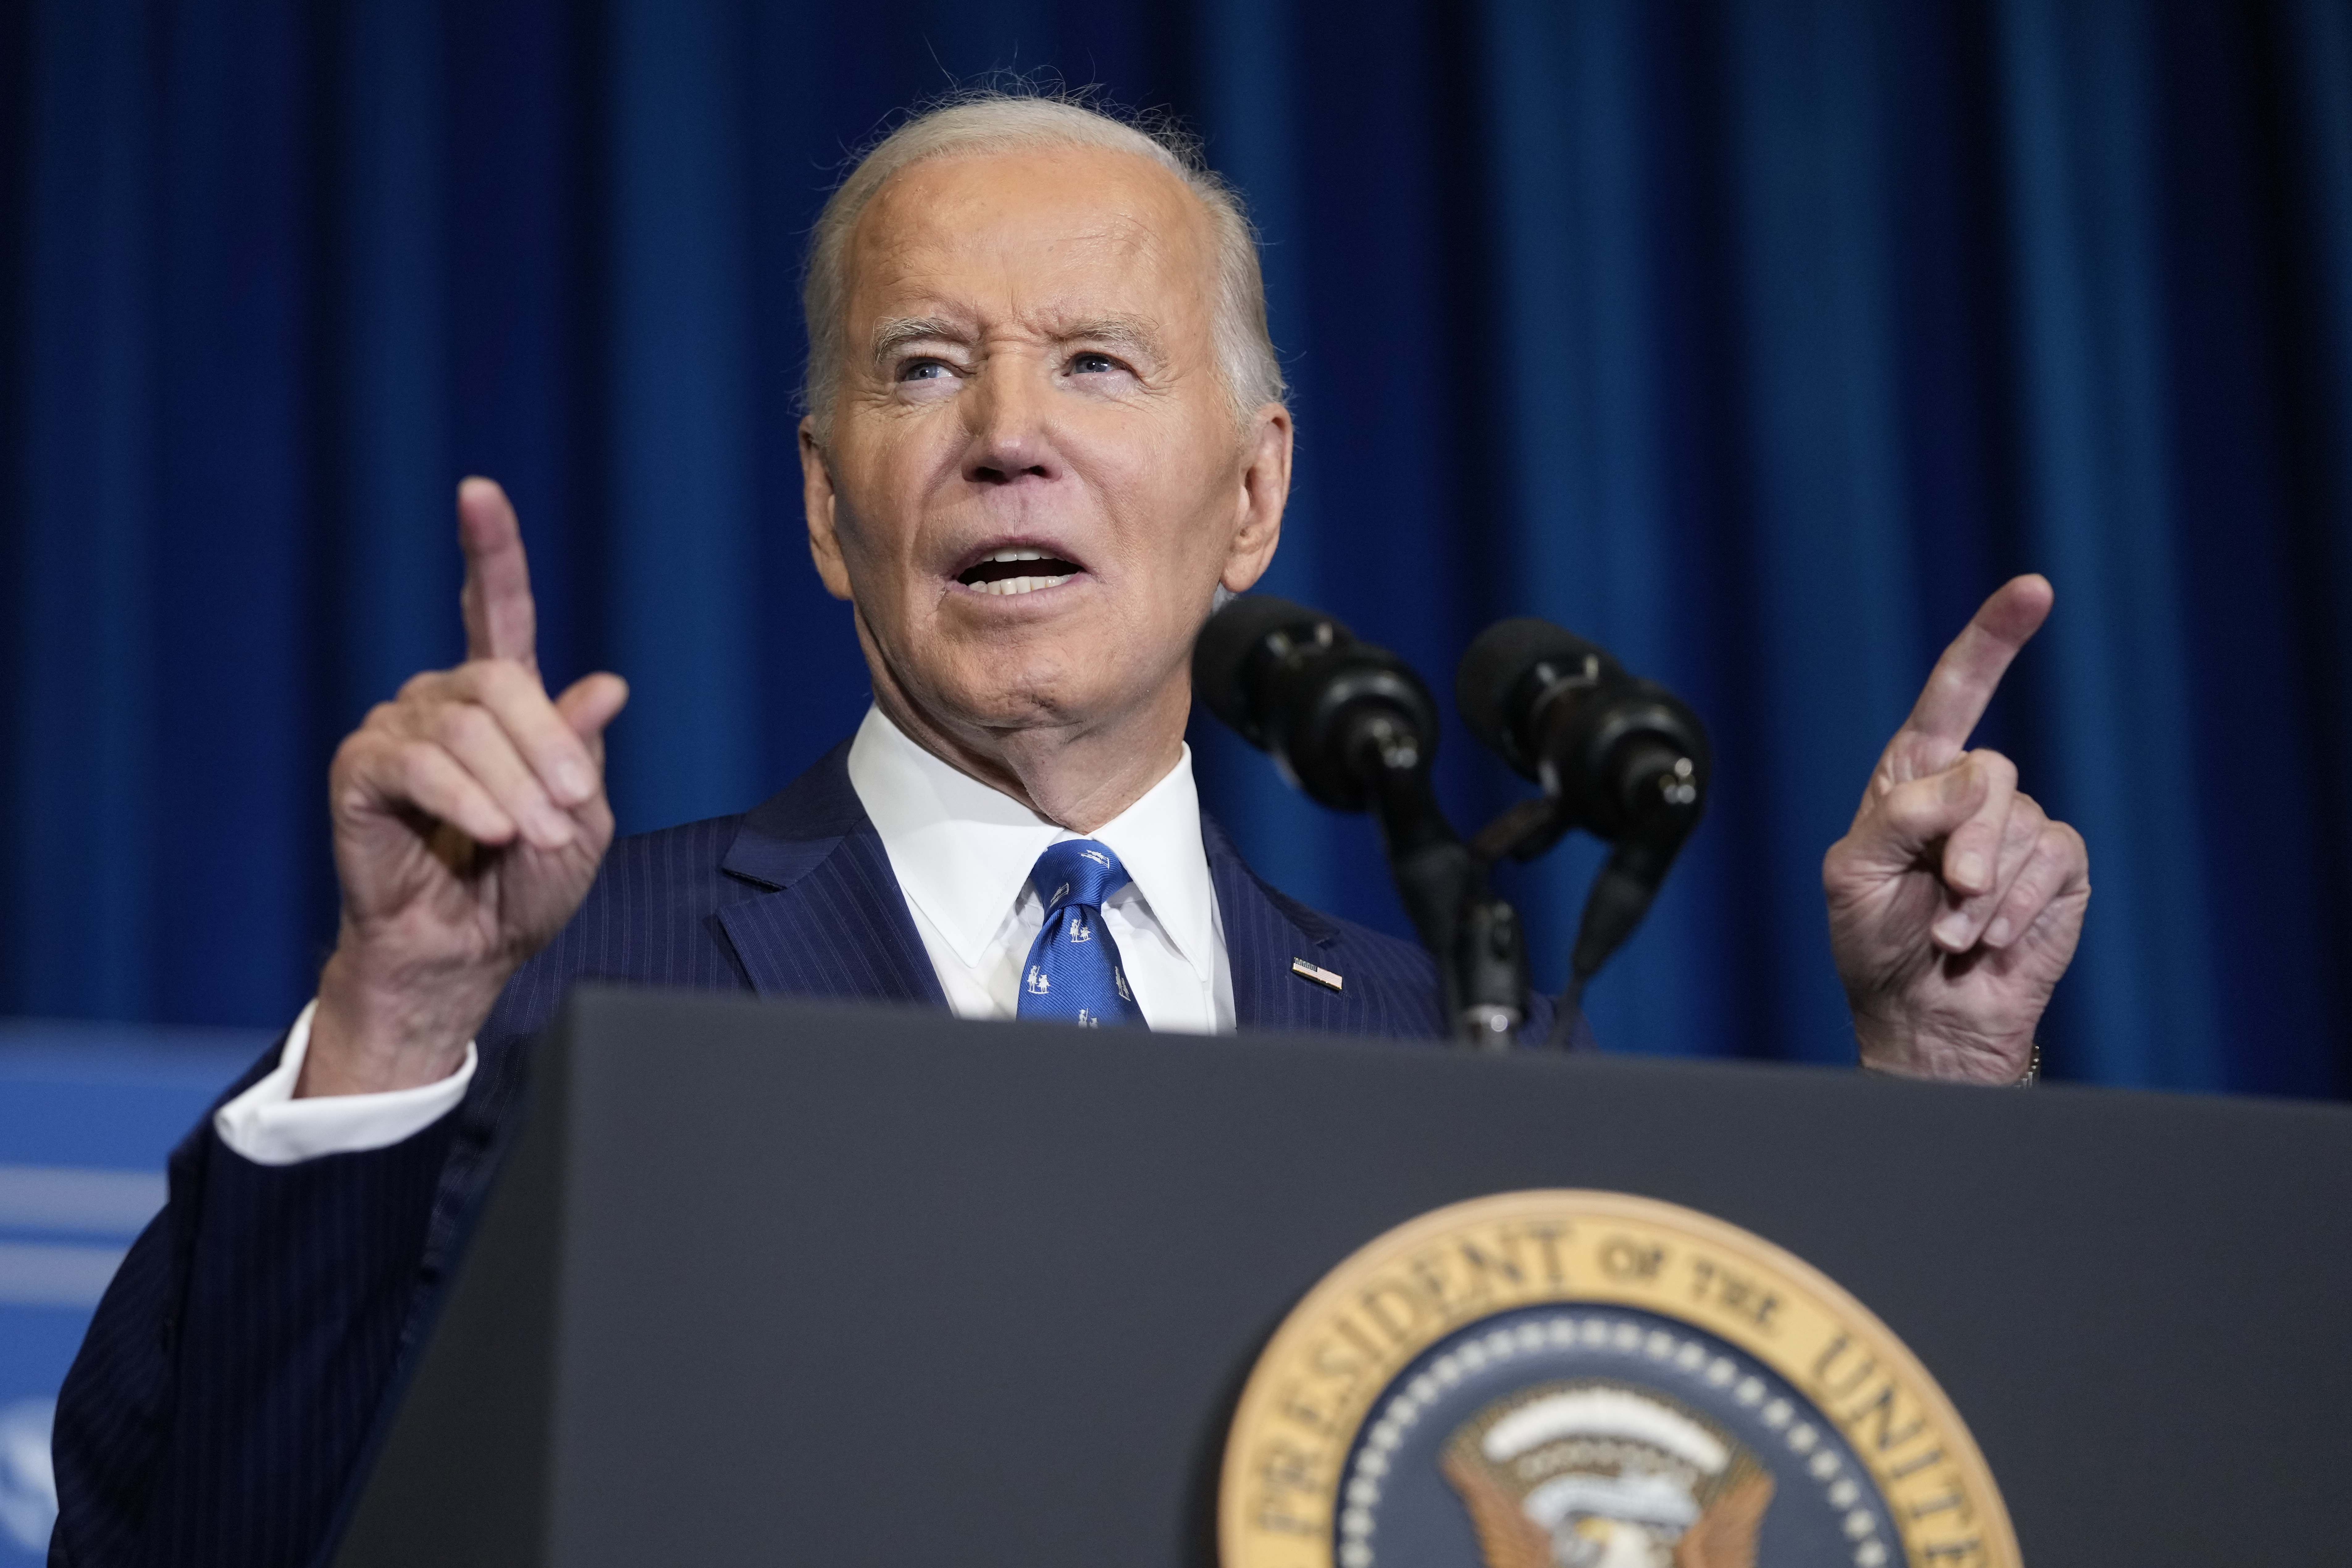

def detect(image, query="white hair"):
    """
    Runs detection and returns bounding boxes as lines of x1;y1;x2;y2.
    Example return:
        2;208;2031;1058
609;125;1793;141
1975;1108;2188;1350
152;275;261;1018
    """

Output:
800;90;1285;433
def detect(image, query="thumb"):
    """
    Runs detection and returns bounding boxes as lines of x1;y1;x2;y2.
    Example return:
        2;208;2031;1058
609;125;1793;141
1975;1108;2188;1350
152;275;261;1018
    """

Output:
554;673;629;748
1851;753;1999;873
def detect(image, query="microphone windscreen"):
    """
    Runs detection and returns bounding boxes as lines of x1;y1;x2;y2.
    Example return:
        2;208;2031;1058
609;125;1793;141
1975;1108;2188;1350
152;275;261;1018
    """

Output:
1454;617;1592;774
1192;594;1343;746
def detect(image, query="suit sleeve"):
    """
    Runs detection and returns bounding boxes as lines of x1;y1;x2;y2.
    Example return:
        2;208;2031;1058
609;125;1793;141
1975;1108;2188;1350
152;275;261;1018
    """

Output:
42;805;853;1565
47;1048;458;1568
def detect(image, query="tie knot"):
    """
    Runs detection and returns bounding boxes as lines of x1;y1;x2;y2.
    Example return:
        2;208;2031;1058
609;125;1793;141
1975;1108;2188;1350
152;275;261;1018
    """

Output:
1031;839;1131;912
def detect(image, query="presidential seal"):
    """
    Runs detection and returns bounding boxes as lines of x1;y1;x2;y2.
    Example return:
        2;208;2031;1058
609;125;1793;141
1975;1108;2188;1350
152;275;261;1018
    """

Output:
1219;1192;2015;1568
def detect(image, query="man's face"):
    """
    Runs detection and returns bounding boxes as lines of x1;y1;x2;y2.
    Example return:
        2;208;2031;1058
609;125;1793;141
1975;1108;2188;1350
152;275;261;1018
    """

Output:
801;144;1288;758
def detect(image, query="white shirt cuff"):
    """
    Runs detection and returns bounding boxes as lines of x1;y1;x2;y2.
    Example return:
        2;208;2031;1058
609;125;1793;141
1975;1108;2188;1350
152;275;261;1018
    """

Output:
212;999;477;1167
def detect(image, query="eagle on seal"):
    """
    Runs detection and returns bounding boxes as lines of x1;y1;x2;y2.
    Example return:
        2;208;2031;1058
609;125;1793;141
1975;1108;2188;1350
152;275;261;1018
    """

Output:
1441;1381;1775;1568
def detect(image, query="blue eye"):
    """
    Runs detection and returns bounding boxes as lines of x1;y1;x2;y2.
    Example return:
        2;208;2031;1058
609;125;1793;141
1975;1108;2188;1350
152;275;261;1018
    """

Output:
898;359;951;382
1070;352;1118;375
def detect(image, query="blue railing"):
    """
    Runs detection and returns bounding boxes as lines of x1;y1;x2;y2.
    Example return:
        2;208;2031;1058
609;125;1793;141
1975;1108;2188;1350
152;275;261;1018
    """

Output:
0;1021;267;1561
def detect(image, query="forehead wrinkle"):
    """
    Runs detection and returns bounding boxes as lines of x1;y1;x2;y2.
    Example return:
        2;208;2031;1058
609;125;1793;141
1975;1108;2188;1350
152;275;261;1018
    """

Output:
842;155;1218;372
885;227;1168;315
857;166;1197;281
864;194;1161;279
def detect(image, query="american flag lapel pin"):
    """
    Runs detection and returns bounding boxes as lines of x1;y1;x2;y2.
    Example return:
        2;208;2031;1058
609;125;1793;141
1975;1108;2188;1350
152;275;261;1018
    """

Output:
1289;957;1344;993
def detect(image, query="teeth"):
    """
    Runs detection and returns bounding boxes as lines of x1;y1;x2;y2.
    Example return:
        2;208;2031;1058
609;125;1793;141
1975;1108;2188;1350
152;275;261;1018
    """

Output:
976;573;1076;596
963;545;1079;596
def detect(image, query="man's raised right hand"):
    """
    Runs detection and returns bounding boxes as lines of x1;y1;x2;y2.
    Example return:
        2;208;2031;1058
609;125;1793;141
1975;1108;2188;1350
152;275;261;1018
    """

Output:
302;478;628;1097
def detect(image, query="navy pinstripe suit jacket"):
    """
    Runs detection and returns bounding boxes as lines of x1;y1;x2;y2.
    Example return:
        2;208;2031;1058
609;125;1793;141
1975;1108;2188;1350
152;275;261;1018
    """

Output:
48;741;1552;1567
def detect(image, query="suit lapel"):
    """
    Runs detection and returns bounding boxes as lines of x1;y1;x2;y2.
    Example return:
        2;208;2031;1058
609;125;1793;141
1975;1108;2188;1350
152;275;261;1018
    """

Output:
1203;815;1380;1036
714;743;948;1009
709;753;1410;1034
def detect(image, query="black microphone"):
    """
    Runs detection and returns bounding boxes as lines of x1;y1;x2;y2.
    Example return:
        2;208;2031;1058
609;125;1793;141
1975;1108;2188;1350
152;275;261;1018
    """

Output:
1195;595;1527;1046
1193;593;1441;812
1456;618;1711;1035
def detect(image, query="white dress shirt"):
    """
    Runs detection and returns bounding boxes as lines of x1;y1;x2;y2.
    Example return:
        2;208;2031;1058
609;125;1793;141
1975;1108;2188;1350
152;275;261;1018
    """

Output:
847;705;1232;1032
213;999;481;1165
215;705;1231;1165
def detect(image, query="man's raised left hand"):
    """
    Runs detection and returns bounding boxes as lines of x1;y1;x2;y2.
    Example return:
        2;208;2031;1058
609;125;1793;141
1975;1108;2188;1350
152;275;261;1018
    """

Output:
1823;574;2091;1084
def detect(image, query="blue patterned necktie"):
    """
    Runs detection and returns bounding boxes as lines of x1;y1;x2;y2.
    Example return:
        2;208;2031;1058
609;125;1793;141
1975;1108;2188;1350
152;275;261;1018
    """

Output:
1017;839;1148;1029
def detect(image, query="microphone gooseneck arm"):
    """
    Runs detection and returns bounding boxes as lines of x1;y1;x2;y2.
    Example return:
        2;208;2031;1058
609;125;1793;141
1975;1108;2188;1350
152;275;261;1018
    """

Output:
1342;710;1525;1049
1193;595;1531;1050
1342;709;1457;954
1543;724;1706;1049
1456;618;1712;1048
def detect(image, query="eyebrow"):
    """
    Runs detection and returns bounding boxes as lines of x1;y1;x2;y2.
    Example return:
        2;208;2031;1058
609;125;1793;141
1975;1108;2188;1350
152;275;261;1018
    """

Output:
870;316;969;363
1054;316;1165;361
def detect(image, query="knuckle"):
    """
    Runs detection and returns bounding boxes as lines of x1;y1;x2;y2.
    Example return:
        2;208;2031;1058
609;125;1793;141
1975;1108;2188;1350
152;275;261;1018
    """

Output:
1969;748;2018;791
2004;836;2071;906
2042;821;2087;869
472;657;528;702
337;727;409;783
441;661;488;699
327;741;374;800
1882;778;1944;836
389;737;446;785
434;701;499;752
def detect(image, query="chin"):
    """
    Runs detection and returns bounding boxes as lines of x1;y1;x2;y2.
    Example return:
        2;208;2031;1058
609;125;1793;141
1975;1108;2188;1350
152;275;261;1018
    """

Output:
888;596;1178;734
945;674;1097;731
936;656;1149;736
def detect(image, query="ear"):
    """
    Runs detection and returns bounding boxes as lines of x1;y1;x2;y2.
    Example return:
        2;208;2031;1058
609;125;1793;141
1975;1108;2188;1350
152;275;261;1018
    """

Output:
1219;403;1292;594
800;415;854;602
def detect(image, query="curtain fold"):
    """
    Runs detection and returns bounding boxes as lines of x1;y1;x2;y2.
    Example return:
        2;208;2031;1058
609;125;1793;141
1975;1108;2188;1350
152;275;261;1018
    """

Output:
3;0;2346;1093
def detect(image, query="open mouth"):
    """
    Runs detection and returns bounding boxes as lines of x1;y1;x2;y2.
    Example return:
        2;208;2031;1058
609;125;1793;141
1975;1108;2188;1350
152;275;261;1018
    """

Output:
955;546;1084;597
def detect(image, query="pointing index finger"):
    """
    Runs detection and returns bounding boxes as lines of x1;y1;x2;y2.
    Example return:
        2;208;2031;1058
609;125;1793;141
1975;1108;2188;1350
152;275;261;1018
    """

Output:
1900;574;2052;764
457;477;539;674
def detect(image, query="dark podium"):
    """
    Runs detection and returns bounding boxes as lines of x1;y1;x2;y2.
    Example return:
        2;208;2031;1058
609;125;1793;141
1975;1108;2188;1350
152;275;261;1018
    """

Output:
332;988;2352;1566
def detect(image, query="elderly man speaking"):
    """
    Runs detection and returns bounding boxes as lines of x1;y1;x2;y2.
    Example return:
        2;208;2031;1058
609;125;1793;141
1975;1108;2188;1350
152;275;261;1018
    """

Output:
50;94;2087;1564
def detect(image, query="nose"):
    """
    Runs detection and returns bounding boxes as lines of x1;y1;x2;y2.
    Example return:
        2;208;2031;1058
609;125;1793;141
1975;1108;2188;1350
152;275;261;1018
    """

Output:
962;358;1059;486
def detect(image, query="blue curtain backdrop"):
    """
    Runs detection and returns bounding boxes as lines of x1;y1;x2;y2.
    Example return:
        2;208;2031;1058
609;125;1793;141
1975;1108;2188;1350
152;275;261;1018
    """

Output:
2;0;2347;1093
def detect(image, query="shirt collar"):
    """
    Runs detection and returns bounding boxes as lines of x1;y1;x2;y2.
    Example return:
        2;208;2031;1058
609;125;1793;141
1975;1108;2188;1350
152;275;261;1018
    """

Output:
843;705;1217;981
1086;741;1217;984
